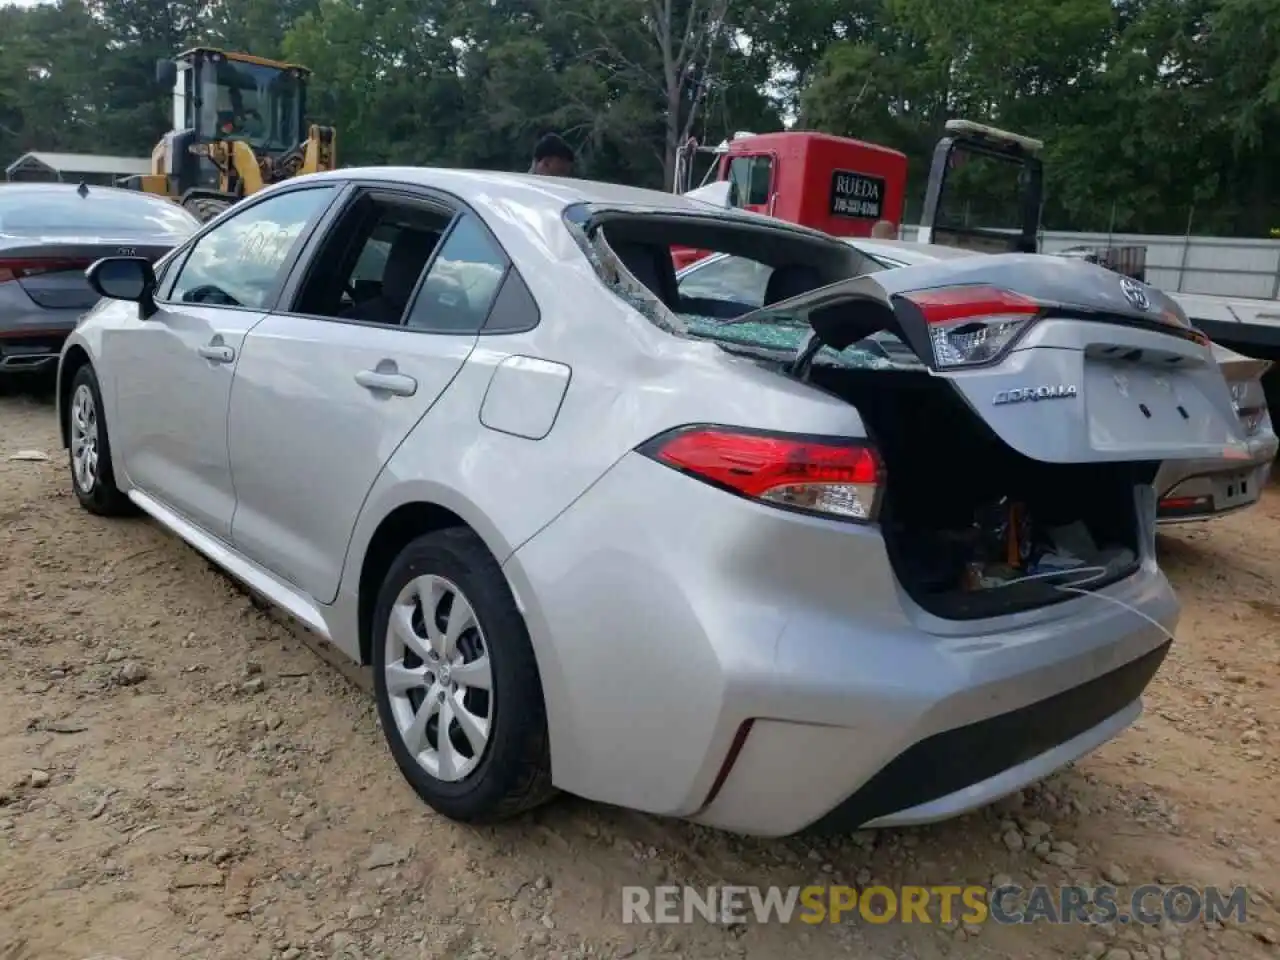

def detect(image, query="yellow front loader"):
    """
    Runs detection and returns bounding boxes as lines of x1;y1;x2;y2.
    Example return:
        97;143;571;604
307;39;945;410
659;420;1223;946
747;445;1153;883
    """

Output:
121;47;337;222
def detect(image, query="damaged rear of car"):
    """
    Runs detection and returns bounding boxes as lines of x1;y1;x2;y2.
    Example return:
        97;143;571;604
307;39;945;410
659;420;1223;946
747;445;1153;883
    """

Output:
571;202;1247;619
527;198;1246;836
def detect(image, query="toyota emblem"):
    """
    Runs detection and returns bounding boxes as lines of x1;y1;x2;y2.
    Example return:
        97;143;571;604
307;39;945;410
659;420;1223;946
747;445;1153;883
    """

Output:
116;247;136;256
1120;276;1150;311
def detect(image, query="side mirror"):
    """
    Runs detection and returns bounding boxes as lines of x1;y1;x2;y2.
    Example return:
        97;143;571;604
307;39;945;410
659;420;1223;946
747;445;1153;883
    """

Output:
86;257;158;318
155;58;177;88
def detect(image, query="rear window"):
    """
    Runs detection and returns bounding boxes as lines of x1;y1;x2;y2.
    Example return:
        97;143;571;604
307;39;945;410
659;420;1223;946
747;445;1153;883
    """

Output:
564;204;896;367
0;190;199;237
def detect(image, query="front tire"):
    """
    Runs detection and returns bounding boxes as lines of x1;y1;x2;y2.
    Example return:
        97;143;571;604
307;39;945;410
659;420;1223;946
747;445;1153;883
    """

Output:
371;528;555;822
182;195;233;222
67;364;134;517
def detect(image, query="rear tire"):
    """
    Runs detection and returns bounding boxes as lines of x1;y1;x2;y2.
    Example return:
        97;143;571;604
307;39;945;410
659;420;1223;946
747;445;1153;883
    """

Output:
67;364;135;517
182;196;233;222
371;528;556;822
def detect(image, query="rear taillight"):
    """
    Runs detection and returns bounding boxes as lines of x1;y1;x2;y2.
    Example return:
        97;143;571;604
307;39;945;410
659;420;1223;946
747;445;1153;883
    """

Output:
1159;494;1211;514
0;258;93;283
638;425;883;522
899;285;1041;369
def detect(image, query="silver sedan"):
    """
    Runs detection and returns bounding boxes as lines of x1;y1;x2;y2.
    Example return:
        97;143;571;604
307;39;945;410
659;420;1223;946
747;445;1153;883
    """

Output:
57;169;1246;836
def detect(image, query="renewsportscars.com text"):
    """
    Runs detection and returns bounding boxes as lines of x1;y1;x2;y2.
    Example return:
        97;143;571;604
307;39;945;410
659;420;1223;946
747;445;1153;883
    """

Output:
621;884;1249;926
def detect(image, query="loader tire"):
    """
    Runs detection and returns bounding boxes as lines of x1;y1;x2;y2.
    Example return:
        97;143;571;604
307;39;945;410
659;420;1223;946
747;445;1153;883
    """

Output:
182;196;233;222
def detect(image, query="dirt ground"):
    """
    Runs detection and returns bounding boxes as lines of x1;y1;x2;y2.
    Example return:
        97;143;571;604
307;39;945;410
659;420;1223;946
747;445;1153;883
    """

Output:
1;386;1277;960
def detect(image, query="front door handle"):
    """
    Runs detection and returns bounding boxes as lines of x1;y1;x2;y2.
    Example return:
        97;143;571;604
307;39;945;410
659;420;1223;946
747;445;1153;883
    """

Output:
197;343;235;364
355;369;418;397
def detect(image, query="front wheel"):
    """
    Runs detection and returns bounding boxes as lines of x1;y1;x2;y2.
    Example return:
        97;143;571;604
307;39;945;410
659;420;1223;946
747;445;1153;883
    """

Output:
182;195;233;222
67;364;134;516
371;528;555;822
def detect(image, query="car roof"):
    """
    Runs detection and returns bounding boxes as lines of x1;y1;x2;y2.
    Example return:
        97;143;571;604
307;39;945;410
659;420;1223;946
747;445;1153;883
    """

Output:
301;167;837;240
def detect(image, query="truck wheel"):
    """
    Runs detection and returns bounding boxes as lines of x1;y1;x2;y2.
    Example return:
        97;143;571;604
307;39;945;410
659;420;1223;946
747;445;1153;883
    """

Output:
371;528;556;823
182;196;233;222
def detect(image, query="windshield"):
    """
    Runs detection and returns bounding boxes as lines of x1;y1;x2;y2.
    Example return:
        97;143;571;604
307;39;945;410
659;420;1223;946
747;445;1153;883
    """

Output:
935;148;1030;233
0;190;200;237
198;58;303;152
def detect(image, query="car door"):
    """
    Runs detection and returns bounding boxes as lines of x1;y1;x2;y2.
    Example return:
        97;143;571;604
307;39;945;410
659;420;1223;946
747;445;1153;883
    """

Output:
226;187;511;602
107;184;340;540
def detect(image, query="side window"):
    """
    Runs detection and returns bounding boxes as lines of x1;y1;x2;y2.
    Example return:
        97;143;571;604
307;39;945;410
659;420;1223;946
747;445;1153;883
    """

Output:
482;267;540;335
351;238;390;283
727;156;773;207
290;193;452;324
166;187;335;308
727;158;750;209
677;255;774;311
153;248;183;299
405;213;509;334
746;156;772;205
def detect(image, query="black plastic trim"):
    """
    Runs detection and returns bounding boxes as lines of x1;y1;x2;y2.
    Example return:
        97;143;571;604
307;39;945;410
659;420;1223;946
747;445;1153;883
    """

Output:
806;640;1170;834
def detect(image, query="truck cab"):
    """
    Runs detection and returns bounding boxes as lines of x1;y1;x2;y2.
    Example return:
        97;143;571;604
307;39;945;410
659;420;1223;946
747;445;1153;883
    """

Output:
673;131;908;269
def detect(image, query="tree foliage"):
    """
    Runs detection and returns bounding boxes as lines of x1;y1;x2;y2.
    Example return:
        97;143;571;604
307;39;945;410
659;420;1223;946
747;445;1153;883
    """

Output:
0;0;1276;234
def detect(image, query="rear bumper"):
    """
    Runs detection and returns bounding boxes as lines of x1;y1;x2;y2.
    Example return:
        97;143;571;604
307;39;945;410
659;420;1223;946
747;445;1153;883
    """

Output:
807;641;1165;831
1155;439;1276;522
0;310;79;374
507;451;1178;837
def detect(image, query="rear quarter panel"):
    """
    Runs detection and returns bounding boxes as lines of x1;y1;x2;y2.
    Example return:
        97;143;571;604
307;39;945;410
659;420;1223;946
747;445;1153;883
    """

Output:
332;209;873;662
337;265;872;570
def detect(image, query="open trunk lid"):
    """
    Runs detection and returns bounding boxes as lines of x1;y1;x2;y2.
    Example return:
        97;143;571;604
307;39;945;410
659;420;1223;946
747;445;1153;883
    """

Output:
732;253;1251;467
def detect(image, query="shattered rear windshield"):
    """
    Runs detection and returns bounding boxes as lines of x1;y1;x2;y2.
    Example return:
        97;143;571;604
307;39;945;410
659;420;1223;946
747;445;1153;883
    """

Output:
680;310;905;371
562;203;910;371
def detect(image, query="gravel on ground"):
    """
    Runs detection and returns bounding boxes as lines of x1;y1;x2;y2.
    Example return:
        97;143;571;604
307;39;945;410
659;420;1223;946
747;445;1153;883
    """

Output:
1;387;1276;960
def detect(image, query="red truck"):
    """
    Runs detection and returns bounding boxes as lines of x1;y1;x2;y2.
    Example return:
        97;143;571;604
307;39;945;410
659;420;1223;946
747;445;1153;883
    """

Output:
672;131;909;269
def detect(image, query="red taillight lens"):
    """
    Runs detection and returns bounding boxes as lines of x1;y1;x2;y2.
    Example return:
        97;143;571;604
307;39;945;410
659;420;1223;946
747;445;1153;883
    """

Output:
1159;495;1211;514
639;425;883;522
900;285;1041;369
0;258;94;283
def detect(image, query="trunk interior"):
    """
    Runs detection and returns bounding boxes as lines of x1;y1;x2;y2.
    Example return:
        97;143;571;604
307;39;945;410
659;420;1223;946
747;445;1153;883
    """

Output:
805;365;1155;620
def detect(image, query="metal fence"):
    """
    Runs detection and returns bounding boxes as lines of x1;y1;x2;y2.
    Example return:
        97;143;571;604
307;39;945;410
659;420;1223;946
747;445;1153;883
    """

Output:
899;226;1280;301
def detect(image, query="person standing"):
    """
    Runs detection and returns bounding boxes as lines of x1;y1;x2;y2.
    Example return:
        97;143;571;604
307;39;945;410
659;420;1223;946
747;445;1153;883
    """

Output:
870;220;897;239
528;134;576;177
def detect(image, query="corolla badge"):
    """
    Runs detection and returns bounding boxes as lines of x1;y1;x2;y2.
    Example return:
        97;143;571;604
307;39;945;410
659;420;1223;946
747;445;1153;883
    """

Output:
1120;276;1151;311
993;385;1079;405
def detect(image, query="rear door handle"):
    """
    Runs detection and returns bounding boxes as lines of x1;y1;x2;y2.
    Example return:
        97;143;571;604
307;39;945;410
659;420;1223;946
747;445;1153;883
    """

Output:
197;344;235;364
355;369;418;397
